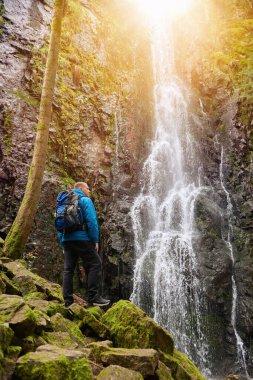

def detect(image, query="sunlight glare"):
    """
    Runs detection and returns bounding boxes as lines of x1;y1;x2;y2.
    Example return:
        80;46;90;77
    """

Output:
133;0;196;22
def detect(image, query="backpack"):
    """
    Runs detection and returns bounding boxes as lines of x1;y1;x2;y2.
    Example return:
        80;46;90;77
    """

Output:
55;190;86;235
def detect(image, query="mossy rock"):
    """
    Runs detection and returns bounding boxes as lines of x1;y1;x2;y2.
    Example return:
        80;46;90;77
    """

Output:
25;297;67;317
0;272;21;295
88;306;104;320
23;292;47;300
0;323;14;352
0;294;50;337
1;261;63;301
14;344;94;380
86;341;113;363
0;275;6;294
21;335;40;354
160;350;206;380
100;347;159;377
1;345;22;380
101;300;174;354
97;365;144;379
50;313;85;347
69;303;88;320
156;360;174;380
42;331;81;350
81;309;109;339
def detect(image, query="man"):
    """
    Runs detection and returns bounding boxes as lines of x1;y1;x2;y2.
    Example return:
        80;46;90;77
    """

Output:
60;181;110;307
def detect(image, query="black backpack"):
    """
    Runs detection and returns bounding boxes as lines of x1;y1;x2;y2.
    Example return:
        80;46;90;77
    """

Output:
55;190;86;235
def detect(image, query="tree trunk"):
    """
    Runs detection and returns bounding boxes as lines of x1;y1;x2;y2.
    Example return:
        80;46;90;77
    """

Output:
3;0;66;259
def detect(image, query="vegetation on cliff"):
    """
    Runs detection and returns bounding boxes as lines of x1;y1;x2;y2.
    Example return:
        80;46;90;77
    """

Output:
2;0;66;259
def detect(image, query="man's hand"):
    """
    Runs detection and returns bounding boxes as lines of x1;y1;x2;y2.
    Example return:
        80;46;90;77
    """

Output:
95;243;99;252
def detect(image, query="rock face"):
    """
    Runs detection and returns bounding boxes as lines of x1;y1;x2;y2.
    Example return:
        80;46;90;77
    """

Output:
0;0;153;298
0;257;205;380
0;0;253;378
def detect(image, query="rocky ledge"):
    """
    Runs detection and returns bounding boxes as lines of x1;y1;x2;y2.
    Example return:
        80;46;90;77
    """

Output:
0;257;205;379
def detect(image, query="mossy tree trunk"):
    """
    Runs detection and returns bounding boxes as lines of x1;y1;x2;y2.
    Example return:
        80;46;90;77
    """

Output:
2;0;66;259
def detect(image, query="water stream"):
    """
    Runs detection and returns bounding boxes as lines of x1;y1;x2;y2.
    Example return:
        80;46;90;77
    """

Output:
130;17;210;375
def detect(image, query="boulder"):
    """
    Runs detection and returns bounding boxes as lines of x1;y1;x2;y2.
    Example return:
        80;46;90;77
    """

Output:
42;332;81;350
100;347;159;377
0;272;20;295
0;295;50;337
0;275;6;294
101;300;174;354
156;361;174;379
1;261;63;301
0;323;20;379
97;365;144;379
14;344;94;380
50;313;85;348
1;345;22;380
160;350;206;380
80;309;109;339
25;297;67;317
0;324;14;352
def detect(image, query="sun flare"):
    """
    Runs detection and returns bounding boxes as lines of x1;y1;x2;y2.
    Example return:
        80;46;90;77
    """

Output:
133;0;196;22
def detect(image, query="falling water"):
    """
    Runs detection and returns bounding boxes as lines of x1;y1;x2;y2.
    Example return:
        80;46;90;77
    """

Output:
130;17;210;373
219;145;250;379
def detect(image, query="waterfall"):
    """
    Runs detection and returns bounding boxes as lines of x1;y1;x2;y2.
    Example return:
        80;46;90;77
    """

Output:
219;145;250;379
130;17;210;374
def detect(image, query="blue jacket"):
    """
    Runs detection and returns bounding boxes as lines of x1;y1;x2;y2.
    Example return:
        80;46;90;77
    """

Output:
59;189;99;244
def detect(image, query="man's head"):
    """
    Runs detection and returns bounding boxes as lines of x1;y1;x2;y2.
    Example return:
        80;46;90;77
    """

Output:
74;182;90;197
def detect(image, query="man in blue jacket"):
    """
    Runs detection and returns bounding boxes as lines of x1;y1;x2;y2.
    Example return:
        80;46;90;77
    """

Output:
61;182;110;307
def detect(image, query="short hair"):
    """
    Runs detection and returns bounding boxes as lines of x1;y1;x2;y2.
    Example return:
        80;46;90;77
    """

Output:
74;182;88;189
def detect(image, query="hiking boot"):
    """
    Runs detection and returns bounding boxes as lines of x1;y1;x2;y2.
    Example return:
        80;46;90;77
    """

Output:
89;296;110;307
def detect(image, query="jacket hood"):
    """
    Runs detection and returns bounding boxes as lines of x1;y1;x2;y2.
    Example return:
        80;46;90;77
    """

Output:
73;188;87;197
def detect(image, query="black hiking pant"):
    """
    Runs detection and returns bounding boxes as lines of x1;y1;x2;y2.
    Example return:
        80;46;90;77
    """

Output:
62;240;102;306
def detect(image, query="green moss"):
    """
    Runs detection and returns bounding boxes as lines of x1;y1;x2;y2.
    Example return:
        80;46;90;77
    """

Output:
50;313;85;347
0;272;20;295
9;89;39;108
0;2;5;33
0;324;14;352
15;348;93;380
23;292;47;301
156;361;174;380
87;306;103;320
101;300;174;355
42;332;78;349
159;350;206;380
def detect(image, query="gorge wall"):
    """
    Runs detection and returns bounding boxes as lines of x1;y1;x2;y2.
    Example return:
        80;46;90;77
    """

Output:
0;0;252;377
0;0;153;293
